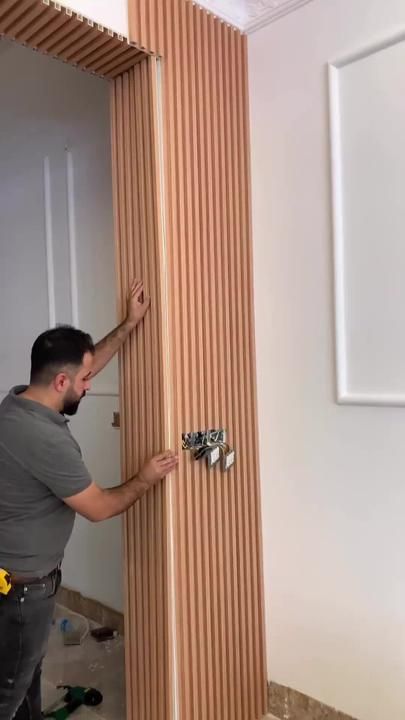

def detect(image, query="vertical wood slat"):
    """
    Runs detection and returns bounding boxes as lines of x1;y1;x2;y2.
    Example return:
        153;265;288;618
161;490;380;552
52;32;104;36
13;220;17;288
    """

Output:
126;2;268;720
171;3;195;720
210;15;228;720
221;18;243;720
110;58;171;720
241;33;269;715
129;0;161;55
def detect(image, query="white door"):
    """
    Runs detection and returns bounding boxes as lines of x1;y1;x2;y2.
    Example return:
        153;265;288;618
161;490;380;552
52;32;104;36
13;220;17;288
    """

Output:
0;39;123;611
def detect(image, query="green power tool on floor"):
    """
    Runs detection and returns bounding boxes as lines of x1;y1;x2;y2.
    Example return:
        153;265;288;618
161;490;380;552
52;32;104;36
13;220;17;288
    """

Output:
42;685;103;719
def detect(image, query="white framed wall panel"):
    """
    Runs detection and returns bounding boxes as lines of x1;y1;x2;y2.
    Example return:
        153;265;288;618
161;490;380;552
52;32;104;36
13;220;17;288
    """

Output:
329;31;405;406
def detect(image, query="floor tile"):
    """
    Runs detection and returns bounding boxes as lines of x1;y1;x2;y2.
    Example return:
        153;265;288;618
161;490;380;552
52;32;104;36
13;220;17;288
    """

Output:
42;605;126;720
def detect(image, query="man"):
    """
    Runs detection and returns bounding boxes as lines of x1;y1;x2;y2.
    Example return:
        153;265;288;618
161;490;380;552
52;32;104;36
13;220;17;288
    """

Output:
0;279;178;720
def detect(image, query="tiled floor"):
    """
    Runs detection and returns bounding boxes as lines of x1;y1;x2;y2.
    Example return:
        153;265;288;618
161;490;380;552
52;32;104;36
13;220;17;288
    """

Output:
42;605;125;719
42;606;278;720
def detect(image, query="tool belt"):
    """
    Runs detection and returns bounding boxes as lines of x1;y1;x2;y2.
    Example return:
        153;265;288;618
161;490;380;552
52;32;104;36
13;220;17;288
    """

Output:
0;565;60;596
0;569;11;596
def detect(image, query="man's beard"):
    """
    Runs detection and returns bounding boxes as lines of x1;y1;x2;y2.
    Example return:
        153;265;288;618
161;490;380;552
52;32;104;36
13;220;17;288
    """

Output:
62;390;86;416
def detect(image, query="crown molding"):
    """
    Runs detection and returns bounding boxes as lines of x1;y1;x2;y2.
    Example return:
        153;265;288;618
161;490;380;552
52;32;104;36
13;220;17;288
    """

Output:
192;0;315;34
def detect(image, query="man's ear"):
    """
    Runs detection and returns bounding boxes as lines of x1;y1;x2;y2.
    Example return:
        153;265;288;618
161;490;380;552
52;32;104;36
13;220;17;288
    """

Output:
54;372;70;394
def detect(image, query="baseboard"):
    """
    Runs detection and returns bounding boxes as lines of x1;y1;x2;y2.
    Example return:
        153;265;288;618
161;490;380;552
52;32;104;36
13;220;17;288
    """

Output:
57;585;125;636
268;681;358;720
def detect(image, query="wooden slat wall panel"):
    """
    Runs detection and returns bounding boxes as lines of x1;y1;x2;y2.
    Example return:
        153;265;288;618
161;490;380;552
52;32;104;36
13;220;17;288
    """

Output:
110;59;172;720
0;0;146;78
127;3;268;720
1;1;267;716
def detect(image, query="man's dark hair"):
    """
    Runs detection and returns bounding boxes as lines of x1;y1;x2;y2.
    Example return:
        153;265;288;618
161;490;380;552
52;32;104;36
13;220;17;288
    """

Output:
30;325;95;385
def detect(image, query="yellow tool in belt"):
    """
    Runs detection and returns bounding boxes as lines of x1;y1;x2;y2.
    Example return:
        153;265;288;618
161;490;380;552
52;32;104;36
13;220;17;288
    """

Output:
0;568;12;596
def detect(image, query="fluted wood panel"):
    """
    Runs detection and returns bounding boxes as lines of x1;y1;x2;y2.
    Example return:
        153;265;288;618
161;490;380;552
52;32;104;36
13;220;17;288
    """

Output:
1;1;266;716
127;3;268;720
110;59;173;720
0;0;146;78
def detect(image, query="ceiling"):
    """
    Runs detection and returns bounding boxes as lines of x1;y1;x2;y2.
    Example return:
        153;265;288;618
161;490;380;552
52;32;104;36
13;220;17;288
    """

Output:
195;0;315;33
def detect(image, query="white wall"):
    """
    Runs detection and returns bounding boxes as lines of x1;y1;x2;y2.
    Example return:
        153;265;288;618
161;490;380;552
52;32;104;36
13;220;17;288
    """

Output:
249;2;405;719
0;40;123;611
61;0;128;36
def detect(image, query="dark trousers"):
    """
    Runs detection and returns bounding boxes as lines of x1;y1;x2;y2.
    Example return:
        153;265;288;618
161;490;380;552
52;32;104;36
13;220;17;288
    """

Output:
0;569;60;720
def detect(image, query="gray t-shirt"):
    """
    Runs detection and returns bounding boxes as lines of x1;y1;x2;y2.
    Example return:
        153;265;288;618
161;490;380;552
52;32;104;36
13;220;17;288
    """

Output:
0;386;91;576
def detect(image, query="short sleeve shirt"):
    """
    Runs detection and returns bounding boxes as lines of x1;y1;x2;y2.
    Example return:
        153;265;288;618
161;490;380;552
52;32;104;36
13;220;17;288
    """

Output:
0;386;91;576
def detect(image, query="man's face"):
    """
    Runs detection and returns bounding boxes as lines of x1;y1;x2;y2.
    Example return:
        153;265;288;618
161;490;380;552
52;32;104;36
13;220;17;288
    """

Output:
62;352;94;416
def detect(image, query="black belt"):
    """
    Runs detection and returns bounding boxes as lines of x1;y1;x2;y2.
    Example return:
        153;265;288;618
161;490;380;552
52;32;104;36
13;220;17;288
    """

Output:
10;566;59;586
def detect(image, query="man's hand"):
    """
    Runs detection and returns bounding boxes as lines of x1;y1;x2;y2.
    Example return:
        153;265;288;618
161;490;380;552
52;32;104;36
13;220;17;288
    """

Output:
126;279;151;328
139;450;179;487
91;279;151;378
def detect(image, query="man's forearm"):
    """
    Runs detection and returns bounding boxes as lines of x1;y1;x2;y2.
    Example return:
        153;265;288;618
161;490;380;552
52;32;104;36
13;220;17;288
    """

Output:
65;451;177;522
91;319;136;378
99;474;150;519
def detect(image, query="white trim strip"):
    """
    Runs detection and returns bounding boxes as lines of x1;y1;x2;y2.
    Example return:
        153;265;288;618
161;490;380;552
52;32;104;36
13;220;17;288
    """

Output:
328;63;347;401
66;149;79;327
43;156;56;328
